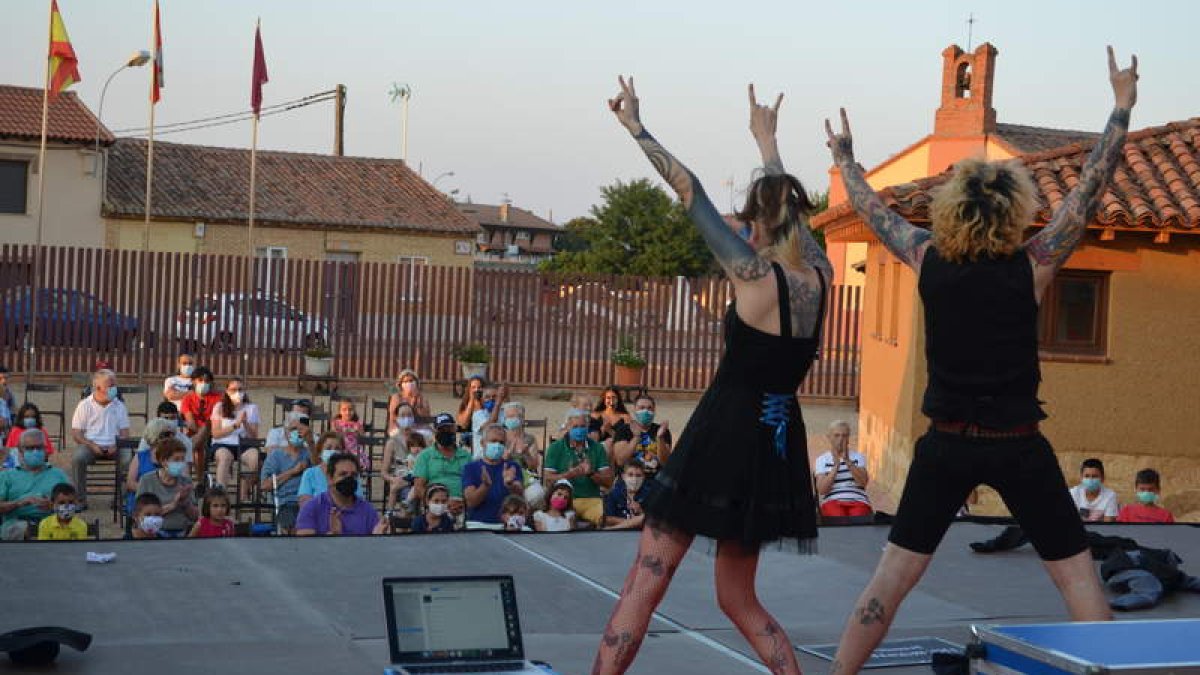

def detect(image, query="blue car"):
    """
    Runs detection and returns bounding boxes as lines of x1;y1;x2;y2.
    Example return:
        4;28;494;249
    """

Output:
1;287;140;351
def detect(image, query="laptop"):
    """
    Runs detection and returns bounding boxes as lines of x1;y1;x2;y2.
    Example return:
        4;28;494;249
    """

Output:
383;575;545;674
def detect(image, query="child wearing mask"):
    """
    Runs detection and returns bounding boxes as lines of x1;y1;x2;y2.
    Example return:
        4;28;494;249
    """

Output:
410;483;456;533
189;486;236;537
1068;458;1119;522
130;493;165;539
500;494;532;532
180;366;222;484
163;353;196;411
383;431;425;513
332;400;367;470
36;483;87;540
534;479;576;532
4;403;57;465
1117;469;1175;523
604;459;649;530
135;438;198;537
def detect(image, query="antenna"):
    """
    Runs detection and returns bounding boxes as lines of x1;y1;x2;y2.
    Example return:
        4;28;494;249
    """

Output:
389;83;413;162
966;13;976;51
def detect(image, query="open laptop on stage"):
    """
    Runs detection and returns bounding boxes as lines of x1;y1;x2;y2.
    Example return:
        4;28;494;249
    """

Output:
383;575;546;674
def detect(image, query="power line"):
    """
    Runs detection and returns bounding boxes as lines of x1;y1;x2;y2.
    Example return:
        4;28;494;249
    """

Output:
112;89;337;135
116;94;336;138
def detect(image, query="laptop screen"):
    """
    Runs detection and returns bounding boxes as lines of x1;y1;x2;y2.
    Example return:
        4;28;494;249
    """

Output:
383;576;524;664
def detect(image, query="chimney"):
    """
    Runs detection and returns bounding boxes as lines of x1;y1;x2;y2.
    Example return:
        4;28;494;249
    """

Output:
933;43;997;137
498;203;509;223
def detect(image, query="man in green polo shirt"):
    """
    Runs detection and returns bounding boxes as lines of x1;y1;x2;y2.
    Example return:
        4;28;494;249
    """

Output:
0;429;72;539
412;413;472;517
544;408;613;527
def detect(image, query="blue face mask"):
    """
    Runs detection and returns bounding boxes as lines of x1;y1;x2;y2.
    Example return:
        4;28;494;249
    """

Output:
634;410;654;426
485;442;505;461
166;461;187;478
106;386;119;400
1082;477;1102;491
22;417;37;429
483;399;496;412
569;426;589;443
503;417;522;431
1136;490;1158;505
22;449;46;469
320;448;337;464
288;430;304;447
738;224;753;241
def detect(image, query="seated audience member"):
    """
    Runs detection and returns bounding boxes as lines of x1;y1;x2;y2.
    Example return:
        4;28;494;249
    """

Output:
592;386;632;444
299;432;364;507
501;402;541;475
266;399;315;447
0;430;71;539
37;483;88;541
456;376;486;432
0;365;14;432
542;408;612;528
295;453;388;536
1070;458;1119;522
814;420;873;518
388;369;432;434
135;438;198;538
331;399;367;470
1117;468;1175;524
180;366;222;484
561;392;595;436
470;383;510;458
260;412;312;532
130;493;165;539
534;479;576;532
500;494;532;532
209;377;261;499
604;458;649;530
411;413;471;516
611;395;671;475
70;369;131;508
463;424;525;526
5;403;57;461
410;483;456;534
189;486;236;538
383;430;425;512
163;352;196;411
140;401;193;463
126;419;177;517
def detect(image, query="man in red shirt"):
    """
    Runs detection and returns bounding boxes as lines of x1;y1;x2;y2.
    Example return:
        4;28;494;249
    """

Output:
1117;468;1175;524
180;366;222;484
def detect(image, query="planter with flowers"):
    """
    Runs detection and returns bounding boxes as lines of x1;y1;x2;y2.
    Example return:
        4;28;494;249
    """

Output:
452;342;491;381
611;333;646;386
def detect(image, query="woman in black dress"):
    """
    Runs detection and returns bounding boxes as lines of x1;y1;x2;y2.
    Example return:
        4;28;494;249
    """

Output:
593;79;830;675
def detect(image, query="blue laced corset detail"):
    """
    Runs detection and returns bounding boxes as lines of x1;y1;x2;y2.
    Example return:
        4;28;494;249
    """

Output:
759;393;792;460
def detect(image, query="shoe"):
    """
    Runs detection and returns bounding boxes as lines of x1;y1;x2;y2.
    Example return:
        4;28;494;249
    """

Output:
969;525;1028;553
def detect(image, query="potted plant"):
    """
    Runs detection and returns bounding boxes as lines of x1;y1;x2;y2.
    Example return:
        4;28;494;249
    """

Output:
451;342;491;380
303;345;334;377
611;333;646;386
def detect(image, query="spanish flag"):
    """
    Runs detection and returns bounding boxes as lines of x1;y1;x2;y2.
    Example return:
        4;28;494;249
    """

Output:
47;0;81;101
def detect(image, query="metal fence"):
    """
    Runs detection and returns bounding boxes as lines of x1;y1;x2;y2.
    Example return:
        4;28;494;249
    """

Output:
0;244;860;397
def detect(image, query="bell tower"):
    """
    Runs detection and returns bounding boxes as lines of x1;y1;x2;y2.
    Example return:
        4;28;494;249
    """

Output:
933;42;997;137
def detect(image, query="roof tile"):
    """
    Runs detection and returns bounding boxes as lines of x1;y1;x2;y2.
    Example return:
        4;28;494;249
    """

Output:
0;84;113;145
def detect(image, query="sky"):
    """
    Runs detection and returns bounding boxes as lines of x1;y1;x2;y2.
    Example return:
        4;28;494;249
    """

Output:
3;1;1197;224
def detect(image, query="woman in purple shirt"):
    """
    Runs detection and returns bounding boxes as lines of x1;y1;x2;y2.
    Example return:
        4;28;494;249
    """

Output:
295;453;389;536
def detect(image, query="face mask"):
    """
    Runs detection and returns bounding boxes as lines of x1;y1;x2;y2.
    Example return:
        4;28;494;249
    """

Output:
180;364;195;377
427;502;448;517
229;392;244;405
569;426;588;443
334;475;358;498
634;410;655;426
485;442;506;461
483;399;496;412
1082;477;1102;491
436;431;456;448
106;386;119;400
625;477;644;493
503;417;522;431
321;448;337;464
739;224;753;241
506;514;526;530
397;416;414;428
140;515;164;534
550;496;569;512
22;449;46;469
401;381;416;392
55;503;77;520
166;461;188;478
22;417;37;429
196;382;211;395
288;430;304;447
1136;491;1158;505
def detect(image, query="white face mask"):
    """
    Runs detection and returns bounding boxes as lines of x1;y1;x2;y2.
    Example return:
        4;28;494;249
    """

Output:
397;416;414;428
140;515;164;534
180;364;195;377
229;391;244;405
427;503;448;517
624;477;644;493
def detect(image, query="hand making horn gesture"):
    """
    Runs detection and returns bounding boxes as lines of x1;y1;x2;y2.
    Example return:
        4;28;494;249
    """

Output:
608;75;644;136
1107;45;1138;110
824;107;854;164
748;83;783;142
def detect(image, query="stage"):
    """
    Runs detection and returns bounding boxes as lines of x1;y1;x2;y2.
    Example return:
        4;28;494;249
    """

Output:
0;522;1196;674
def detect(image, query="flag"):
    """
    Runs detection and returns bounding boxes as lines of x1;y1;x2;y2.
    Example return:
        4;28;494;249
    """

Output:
151;0;164;103
250;23;269;117
47;0;81;101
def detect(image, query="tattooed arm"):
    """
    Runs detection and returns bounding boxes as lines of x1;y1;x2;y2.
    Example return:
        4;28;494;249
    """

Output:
826;108;931;272
1026;46;1137;300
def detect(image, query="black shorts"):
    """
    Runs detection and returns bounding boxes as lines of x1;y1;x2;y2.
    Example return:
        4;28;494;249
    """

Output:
206;443;257;462
888;429;1087;561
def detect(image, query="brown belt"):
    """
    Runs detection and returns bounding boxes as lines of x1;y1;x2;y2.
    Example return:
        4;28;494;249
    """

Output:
932;421;1040;439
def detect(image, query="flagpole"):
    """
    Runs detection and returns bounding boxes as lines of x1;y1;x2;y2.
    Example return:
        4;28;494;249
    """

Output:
137;0;159;384
243;17;262;380
29;0;55;380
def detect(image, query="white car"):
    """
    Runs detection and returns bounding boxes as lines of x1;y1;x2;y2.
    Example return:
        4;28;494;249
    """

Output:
175;293;329;352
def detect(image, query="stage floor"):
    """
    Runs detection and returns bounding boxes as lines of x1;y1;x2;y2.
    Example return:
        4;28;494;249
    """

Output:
1;522;1196;674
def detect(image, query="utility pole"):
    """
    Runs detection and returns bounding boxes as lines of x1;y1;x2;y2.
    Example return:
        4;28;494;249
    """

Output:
334;84;346;156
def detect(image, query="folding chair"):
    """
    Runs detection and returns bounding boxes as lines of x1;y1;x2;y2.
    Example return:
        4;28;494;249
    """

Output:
116;385;151;425
368;397;391;432
114;438;140;525
230;438;268;522
271;395;294;427
358;434;388;510
524;418;549;452
23;383;66;448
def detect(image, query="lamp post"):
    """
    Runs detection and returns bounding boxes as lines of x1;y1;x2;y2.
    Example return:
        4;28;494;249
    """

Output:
432;171;454;189
95;50;151;200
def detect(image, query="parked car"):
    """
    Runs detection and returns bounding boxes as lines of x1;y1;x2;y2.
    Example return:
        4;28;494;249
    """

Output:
175;293;329;353
1;287;140;351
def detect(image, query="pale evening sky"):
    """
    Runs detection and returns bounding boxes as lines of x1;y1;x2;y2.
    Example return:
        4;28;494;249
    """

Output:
2;0;1196;224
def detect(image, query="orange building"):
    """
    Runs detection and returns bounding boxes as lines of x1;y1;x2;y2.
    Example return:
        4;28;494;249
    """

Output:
814;44;1200;520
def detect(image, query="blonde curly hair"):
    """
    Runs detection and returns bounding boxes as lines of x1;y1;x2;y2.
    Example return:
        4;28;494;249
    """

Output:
930;158;1037;262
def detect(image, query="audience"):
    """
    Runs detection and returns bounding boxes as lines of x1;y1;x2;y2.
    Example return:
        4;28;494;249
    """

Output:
463;424;525;527
130;493;164;539
383;430;425;513
1118;468;1175;524
456;375;486;432
501;402;541;475
591;386;631;443
470;383;510;458
209;377;261;499
37;483;88;541
1070;458;1119;522
410;482;456;533
388;369;432;434
5;403;57;463
331;399;367;470
295;453;388;536
70;369;131;508
814;420;873;518
611;395;671;474
126;418;177;518
534;479;577;532
500;495;531;532
603;459;649;530
411;413;472;516
135;437;198;538
543;408;612;527
1;430;70;540
189;486;236;537
180;366;222;484
299;431;364;506
141;401;194;465
259;412;312;532
163;352;196;411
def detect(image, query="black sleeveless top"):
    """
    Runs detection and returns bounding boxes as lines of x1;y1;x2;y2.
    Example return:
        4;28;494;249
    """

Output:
918;247;1046;428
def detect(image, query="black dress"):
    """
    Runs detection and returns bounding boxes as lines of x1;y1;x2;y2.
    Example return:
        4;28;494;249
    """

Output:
643;263;824;550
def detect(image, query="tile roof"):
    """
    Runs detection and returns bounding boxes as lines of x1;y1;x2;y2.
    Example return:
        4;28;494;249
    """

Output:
0;84;113;146
457;203;560;232
992;122;1099;154
815;118;1200;236
105;138;479;235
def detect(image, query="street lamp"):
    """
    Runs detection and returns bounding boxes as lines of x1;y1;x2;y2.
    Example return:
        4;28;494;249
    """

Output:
432;171;454;188
95;50;151;199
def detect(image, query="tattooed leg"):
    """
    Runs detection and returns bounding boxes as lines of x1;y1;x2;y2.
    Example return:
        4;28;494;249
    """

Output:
714;540;802;674
592;521;693;675
830;544;932;674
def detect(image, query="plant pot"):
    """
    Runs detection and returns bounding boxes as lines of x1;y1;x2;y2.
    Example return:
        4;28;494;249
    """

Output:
613;364;644;386
304;356;333;377
461;362;488;380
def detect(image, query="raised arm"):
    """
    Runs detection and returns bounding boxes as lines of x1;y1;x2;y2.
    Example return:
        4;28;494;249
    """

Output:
826;109;931;271
1026;46;1137;295
609;76;772;284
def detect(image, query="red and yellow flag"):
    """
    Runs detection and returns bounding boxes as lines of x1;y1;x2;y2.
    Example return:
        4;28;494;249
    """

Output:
47;0;81;101
152;0;164;104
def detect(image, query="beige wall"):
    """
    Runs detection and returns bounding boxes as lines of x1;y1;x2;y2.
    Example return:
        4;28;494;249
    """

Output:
0;140;105;248
106;219;474;267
